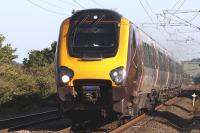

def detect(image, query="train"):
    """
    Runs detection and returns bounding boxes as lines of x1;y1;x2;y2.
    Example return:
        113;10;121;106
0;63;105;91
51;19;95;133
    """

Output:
55;9;183;118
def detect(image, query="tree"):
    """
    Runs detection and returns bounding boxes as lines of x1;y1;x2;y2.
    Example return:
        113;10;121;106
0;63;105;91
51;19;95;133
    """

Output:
23;41;57;67
0;34;18;64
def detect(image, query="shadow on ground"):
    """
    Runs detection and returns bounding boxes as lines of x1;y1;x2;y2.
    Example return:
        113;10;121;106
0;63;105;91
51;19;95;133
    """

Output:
151;89;200;132
8;110;117;132
151;111;192;131
0;93;57;120
162;103;191;113
178;89;200;100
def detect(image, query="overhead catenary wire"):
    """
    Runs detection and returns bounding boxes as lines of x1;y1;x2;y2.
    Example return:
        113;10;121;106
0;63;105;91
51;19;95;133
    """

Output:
145;0;185;59
144;0;174;40
157;15;182;58
163;27;200;34
170;13;200;30
26;0;68;15
187;12;199;22
156;13;175;37
166;24;199;45
175;29;200;33
138;0;176;56
38;0;66;10
179;34;200;45
145;0;154;14
56;0;85;9
157;13;183;25
138;0;154;22
92;0;104;8
142;22;190;27
166;0;186;27
138;0;170;41
139;0;200;49
157;12;200;31
165;26;200;46
176;0;186;10
163;10;200;14
170;0;186;15
141;0;198;60
171;0;183;10
72;0;85;9
163;10;200;23
57;0;78;6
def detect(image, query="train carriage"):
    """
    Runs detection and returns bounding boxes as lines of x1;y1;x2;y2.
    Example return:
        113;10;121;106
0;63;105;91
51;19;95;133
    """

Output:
55;9;183;118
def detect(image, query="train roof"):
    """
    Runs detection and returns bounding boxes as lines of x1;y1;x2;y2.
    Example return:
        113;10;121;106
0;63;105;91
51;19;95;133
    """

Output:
68;9;181;64
73;9;121;15
131;22;181;64
71;9;122;22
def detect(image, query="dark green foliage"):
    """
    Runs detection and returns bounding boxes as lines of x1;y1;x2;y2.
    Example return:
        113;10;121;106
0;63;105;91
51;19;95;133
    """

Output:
0;34;57;113
23;41;57;67
0;34;18;64
0;63;56;105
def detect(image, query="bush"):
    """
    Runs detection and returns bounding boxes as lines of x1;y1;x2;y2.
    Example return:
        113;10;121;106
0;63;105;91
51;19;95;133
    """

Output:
0;34;57;113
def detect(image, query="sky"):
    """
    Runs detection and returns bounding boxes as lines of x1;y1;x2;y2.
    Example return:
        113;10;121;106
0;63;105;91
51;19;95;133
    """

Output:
0;0;200;62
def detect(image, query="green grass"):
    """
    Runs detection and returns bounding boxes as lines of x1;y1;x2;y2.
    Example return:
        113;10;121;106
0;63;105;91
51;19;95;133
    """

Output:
183;62;200;77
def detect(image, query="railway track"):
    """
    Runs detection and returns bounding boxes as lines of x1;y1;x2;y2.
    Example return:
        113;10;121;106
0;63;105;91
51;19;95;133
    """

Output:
1;89;198;133
111;89;199;133
55;96;178;133
0;109;59;132
110;97;177;133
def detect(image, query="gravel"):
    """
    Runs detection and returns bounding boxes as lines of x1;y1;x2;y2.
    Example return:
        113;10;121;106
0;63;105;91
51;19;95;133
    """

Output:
125;89;200;133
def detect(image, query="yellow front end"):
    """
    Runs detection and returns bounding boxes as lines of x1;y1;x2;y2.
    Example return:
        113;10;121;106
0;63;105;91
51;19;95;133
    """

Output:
58;18;130;87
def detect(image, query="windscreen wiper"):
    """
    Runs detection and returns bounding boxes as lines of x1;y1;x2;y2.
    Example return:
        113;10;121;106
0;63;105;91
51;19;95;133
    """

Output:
93;14;105;25
72;14;90;34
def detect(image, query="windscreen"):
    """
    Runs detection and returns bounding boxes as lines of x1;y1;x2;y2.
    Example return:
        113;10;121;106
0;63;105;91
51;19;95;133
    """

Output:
73;24;115;48
68;10;120;58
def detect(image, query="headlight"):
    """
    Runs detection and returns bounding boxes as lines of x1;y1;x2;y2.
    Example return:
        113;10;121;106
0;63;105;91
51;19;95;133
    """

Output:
61;75;70;83
110;67;126;85
59;66;74;84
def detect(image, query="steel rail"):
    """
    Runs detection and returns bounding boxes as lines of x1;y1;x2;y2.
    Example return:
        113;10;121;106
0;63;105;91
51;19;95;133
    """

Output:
110;97;177;133
54;97;177;133
8;115;59;132
1;116;60;133
0;109;57;123
0;109;58;130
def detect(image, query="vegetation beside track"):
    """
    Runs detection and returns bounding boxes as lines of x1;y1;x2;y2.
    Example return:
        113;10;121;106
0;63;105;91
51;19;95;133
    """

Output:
183;60;200;84
0;34;57;116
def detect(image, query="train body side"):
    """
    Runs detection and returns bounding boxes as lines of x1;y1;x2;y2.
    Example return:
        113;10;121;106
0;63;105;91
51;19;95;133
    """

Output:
124;24;183;109
132;25;183;91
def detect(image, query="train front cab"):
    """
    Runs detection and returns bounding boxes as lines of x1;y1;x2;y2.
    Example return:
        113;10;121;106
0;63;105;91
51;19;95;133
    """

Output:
55;9;134;115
